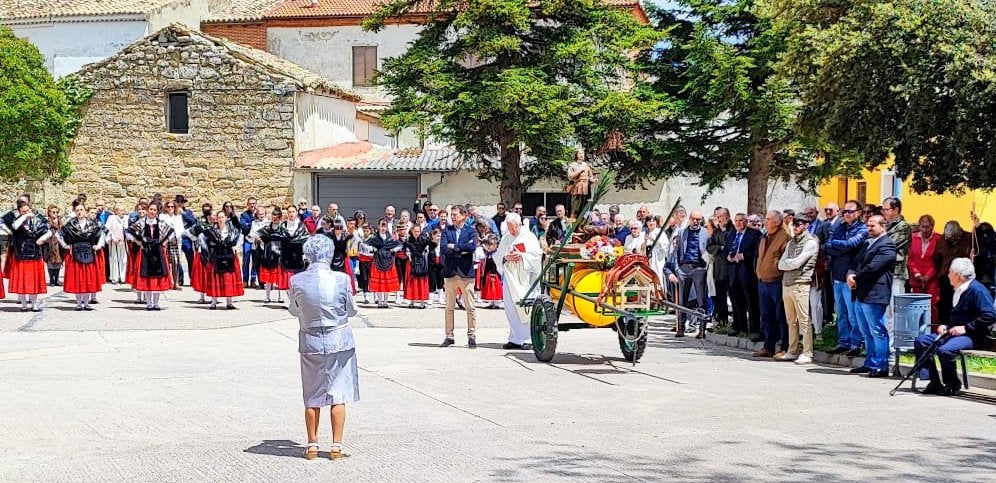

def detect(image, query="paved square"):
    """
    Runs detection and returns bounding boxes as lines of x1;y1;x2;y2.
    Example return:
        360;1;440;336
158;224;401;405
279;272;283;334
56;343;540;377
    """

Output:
1;285;995;482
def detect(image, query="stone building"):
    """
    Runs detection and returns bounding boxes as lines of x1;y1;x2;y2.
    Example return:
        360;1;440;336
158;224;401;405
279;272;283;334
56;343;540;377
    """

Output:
55;23;360;210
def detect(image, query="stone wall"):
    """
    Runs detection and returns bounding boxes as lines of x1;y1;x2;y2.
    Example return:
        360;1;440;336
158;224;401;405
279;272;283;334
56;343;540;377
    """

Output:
54;32;299;211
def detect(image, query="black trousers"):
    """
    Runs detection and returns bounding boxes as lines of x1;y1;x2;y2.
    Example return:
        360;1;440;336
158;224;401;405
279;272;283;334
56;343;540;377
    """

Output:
729;267;761;334
711;278;730;324
938;275;954;324
822;271;835;324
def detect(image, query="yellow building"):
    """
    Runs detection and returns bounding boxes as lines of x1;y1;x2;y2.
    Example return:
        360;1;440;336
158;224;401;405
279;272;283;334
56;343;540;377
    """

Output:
818;167;996;229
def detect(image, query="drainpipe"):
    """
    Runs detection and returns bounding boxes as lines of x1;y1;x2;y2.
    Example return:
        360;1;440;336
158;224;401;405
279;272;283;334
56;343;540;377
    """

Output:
425;173;446;203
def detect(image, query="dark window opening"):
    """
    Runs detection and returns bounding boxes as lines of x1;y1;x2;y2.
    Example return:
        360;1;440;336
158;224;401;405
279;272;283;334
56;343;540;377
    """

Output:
167;92;189;134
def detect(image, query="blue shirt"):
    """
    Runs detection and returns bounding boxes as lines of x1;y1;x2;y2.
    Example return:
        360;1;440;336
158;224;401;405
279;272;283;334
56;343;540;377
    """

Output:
683;228;703;263
441;222;477;279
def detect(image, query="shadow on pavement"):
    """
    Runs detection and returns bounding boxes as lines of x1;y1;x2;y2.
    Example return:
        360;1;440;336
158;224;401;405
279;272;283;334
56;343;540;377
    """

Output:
244;439;308;458
487;436;996;482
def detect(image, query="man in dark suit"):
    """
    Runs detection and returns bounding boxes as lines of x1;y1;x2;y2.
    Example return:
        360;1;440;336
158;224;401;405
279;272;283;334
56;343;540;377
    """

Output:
847;215;896;377
726;213;762;338
914;258;996;395
441;204;479;348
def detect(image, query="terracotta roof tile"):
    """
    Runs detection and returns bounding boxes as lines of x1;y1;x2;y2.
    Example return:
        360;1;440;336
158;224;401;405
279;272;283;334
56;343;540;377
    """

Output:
0;0;186;20
297;141;460;171
263;0;641;19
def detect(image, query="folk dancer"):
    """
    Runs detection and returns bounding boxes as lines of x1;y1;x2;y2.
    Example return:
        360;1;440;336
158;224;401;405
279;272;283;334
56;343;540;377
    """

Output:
364;219;402;308
200;213;245;309
403;224;431;309
6;200;51;311
493;213;542;349
257;208;290;304
322;221;356;293
427;228;445;306
125;203;149;304
476;234;503;309
128;203;174;311
60;201;104;311
86;206;108;304
184;205;214;304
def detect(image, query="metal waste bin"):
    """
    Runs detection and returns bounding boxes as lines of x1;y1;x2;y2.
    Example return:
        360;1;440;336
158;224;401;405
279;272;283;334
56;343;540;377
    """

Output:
893;293;931;351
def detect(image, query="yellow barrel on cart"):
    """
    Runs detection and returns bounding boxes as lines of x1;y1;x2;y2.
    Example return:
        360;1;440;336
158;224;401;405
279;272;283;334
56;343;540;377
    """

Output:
548;269;620;327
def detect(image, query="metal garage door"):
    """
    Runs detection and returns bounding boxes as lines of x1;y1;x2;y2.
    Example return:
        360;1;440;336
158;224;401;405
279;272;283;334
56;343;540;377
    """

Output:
314;175;419;220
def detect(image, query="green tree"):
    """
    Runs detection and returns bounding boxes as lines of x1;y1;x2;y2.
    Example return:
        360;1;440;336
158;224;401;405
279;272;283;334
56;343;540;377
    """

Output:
365;0;666;205
631;1;856;213
770;0;996;194
0;26;73;182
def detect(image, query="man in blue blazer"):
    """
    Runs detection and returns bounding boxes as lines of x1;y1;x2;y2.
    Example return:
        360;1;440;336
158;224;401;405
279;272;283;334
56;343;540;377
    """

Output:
914;258;996;395
847;215;896;377
440;205;479;348
665;210;710;337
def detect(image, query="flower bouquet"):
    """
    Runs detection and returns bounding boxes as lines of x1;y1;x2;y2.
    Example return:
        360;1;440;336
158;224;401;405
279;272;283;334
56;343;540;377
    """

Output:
581;236;625;269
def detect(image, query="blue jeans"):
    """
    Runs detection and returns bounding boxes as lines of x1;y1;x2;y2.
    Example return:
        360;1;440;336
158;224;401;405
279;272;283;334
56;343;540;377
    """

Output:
758;281;787;352
242;242;255;283
855;301;889;371
832;280;862;349
914;333;973;387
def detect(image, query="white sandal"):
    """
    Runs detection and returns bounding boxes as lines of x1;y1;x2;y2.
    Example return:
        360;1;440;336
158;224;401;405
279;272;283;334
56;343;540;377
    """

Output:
329;442;345;460
303;442;319;460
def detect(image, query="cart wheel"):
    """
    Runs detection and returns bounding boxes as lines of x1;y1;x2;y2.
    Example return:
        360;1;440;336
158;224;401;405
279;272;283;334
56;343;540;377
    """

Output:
617;316;648;362
530;295;559;362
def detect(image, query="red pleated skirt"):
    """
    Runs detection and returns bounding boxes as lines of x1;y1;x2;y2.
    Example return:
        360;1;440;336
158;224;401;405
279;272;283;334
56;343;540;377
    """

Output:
480;272;503;301
2;251;14;279
0;271;5;299
95;249;106;284
258;264;289;290
9;257;46;295
63;254;101;294
369;263;399;293
191;253;206;293
125;244;139;286
403;265;429;301
132;249;172;292
203;258;245;298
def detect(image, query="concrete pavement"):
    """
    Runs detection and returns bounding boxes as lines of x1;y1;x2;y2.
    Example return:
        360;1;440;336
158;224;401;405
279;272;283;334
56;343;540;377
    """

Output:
1;284;995;482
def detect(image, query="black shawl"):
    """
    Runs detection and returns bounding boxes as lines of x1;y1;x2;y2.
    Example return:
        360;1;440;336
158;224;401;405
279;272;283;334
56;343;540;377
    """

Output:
256;223;285;269
130;218;173;277
406;232;430;277
62;217;101;264
325;232;350;272
279;221;309;273
12;214;50;260
367;233;400;272
205;223;240;274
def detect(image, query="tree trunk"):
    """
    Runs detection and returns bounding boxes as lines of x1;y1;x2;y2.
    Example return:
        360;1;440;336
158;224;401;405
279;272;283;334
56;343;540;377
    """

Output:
499;142;523;206
747;143;775;215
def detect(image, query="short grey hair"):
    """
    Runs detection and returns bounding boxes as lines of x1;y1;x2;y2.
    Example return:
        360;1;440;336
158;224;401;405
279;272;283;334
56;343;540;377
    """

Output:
505;213;522;225
949;258;975;280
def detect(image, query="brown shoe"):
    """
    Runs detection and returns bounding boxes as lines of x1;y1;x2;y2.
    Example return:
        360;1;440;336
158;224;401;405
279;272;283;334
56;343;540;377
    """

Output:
752;348;773;358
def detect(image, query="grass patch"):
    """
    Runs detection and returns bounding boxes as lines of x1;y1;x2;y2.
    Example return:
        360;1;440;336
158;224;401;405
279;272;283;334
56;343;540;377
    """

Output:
898;353;996;376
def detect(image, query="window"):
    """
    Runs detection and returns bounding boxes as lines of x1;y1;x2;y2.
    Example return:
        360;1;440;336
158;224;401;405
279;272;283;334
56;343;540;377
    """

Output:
352;46;377;87
856;181;867;205
166;92;189;134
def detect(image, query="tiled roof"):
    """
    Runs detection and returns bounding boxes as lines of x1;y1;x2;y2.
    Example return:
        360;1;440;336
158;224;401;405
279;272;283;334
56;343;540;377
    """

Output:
0;0;184;20
264;0;641;18
265;0;435;18
76;24;361;101
202;0;285;23
297;141;461;172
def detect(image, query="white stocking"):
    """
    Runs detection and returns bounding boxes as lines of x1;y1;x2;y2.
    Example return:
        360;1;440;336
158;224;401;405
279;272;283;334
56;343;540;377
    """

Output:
152;292;161;308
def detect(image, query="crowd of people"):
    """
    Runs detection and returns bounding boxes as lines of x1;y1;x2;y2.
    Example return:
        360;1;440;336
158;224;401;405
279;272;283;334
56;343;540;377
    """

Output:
3;193;993;388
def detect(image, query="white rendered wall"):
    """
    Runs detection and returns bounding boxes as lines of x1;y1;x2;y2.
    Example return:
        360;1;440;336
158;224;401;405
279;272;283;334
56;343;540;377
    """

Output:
9;19;148;77
147;0;210;32
294;92;358;154
267;24;422;95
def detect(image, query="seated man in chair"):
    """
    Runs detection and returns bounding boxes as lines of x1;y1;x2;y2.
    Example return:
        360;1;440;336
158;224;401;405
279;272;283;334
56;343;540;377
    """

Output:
914;257;996;395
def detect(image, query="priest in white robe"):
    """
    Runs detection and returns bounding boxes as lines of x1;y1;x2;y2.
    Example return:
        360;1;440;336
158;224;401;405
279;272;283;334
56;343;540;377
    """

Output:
493;213;543;349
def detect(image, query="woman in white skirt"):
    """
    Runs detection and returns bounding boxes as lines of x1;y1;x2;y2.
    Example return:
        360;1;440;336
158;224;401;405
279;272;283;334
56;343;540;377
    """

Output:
288;235;359;460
